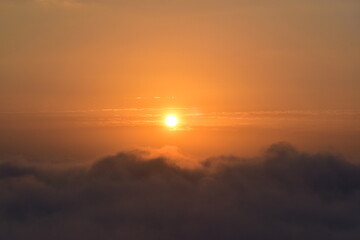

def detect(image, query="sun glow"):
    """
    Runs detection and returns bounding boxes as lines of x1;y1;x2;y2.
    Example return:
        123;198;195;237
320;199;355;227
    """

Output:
165;115;178;128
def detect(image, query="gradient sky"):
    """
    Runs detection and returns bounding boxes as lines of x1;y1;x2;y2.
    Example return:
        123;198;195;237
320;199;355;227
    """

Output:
1;2;360;239
1;0;359;112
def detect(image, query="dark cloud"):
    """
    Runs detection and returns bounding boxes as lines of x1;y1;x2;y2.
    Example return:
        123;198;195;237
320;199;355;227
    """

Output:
1;142;360;239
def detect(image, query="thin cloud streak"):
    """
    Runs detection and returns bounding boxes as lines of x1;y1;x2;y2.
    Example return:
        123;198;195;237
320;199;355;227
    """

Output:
0;109;359;129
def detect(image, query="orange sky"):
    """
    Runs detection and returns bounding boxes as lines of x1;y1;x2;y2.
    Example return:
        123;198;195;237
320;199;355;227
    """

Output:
0;0;360;161
1;0;359;112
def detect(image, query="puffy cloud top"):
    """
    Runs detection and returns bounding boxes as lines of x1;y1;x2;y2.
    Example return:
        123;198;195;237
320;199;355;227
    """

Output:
1;142;360;239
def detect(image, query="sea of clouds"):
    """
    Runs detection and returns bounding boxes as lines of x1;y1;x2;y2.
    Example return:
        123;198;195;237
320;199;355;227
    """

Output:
1;142;360;240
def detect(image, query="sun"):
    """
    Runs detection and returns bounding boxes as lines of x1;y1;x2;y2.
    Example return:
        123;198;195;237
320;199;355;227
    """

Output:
165;115;178;128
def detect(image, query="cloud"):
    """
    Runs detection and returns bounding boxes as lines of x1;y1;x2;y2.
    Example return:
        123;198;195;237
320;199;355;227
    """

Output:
1;142;360;239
